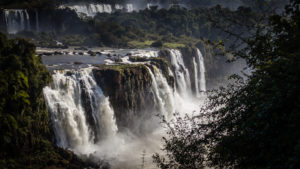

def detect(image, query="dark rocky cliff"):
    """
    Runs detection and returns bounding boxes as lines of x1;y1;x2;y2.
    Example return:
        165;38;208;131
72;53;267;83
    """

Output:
180;47;198;93
93;64;154;131
159;47;199;94
93;60;174;133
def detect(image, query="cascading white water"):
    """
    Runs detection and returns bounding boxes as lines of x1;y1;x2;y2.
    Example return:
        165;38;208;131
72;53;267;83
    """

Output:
25;10;30;30
196;49;207;92
4;9;31;34
147;66;175;120
42;48;207;168
168;49;192;97
61;4;135;17
126;4;134;12
43;68;118;152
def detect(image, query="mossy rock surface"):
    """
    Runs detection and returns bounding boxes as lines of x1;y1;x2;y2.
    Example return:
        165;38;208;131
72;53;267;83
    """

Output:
129;57;175;87
93;64;155;131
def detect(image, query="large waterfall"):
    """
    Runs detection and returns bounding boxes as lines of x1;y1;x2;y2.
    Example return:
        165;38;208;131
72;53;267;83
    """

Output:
147;66;175;120
43;69;117;153
43;48;207;168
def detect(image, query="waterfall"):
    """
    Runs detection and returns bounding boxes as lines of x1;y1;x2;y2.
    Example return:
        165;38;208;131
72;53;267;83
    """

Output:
35;9;40;32
43;68;118;151
62;4;136;17
196;49;206;92
168;49;192;97
103;4;112;13
115;4;123;10
4;9;31;34
25;10;30;30
126;4;134;12
147;66;175;120
193;57;200;97
42;48;207;167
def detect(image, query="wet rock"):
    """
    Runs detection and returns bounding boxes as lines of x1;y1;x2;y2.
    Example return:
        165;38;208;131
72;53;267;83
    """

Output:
129;56;174;87
43;52;53;56
54;51;63;55
88;50;96;56
74;62;83;65
114;58;122;63
92;64;154;131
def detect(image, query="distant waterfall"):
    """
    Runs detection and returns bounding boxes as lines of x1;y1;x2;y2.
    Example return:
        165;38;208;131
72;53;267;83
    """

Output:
196;49;206;92
43;69;118;151
168;49;192;96
61;4;135;17
126;4;134;12
4;9;31;34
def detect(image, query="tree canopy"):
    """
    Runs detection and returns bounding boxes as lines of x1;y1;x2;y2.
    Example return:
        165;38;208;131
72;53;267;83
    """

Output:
154;0;300;168
0;33;96;168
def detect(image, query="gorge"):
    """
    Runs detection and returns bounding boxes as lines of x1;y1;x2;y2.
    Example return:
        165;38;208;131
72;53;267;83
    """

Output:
42;47;207;168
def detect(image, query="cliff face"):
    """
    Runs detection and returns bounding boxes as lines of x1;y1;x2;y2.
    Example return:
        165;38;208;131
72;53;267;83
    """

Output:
159;47;199;93
129;57;175;88
180;47;198;93
93;64;154;131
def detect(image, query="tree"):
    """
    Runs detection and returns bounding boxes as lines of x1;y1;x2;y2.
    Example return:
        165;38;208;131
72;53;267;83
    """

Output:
154;0;300;168
0;33;96;168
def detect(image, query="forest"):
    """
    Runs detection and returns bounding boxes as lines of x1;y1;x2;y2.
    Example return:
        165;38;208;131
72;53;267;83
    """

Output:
4;4;258;49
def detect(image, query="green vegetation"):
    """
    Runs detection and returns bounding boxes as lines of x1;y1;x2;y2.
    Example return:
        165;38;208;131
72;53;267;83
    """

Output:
127;40;185;49
128;40;155;48
0;33;95;168
95;64;149;76
163;42;185;48
1;3;259;49
154;0;300;169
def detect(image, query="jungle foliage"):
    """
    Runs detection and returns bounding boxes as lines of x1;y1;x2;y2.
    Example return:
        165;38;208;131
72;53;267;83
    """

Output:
0;33;95;168
23;4;259;48
154;0;300;169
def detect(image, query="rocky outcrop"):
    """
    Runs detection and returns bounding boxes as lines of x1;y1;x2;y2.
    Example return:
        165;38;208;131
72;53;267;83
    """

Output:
180;46;198;93
129;57;175;88
159;47;199;93
92;64;154;131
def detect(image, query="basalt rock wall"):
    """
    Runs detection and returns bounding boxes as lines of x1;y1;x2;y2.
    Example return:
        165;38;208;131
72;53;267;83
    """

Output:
92;64;154;131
